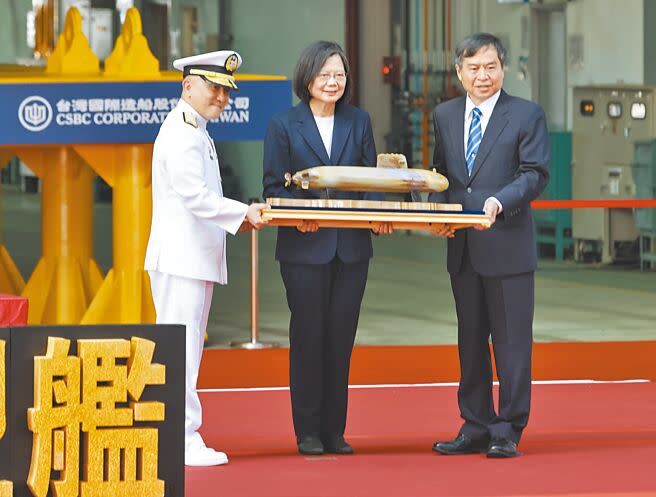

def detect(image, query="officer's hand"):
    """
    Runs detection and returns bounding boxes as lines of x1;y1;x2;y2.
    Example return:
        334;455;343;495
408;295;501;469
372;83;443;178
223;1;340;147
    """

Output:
296;220;319;232
246;203;269;229
371;222;394;235
475;198;498;230
429;223;455;238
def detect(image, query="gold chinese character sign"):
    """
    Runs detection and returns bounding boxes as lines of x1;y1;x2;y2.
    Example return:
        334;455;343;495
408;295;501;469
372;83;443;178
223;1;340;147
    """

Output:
1;338;5;439
0;337;11;497
0;325;185;497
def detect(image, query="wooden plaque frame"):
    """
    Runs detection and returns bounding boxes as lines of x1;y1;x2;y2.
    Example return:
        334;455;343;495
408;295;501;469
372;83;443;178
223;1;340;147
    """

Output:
262;198;491;231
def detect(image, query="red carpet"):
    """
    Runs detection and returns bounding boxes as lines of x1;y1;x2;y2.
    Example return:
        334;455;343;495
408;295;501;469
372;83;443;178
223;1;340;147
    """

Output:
186;381;656;497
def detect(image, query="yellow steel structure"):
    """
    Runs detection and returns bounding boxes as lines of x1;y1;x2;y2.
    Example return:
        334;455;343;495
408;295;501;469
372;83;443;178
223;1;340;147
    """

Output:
0;152;26;295
77;143;156;324
77;8;158;324
46;8;100;75
14;8;102;324
17;147;103;324
104;8;159;77
0;6;287;325
32;0;56;60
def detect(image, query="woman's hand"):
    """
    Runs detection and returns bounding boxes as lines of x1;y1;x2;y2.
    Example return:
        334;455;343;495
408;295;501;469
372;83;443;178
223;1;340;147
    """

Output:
371;222;394;235
296;220;319;232
429;223;455;238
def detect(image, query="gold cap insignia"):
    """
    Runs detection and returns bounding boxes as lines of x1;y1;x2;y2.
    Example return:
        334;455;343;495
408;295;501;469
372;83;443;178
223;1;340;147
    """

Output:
225;54;239;73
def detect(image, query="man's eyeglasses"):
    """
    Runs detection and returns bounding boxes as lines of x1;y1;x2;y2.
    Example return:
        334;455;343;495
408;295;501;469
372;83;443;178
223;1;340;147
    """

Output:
316;72;347;84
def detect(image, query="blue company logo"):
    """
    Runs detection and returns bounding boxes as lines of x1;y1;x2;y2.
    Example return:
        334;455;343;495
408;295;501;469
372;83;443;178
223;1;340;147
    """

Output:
18;96;53;132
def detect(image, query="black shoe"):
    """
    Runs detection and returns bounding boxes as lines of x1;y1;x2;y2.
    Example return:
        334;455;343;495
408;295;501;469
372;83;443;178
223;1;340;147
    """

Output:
432;434;489;455
297;435;324;455
322;436;354;455
486;439;519;458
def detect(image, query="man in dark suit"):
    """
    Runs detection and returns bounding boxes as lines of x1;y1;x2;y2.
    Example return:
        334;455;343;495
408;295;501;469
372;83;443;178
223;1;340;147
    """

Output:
429;33;549;458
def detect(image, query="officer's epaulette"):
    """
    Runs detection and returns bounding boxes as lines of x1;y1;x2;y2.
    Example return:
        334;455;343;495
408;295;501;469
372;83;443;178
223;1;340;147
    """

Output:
182;111;198;128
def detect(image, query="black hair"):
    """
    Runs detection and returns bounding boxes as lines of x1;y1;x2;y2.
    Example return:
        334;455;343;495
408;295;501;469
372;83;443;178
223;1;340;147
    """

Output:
293;40;350;104
455;33;507;67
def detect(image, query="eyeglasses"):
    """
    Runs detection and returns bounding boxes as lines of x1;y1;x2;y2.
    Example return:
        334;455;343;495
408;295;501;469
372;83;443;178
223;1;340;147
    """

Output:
316;72;347;84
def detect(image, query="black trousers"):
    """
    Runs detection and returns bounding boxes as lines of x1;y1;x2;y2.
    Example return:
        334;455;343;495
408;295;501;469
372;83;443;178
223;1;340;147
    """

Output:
450;244;534;444
280;258;369;438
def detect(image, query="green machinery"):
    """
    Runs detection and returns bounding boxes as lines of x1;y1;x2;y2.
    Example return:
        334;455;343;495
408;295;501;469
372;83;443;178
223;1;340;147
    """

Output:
632;139;656;269
572;85;656;264
534;131;572;260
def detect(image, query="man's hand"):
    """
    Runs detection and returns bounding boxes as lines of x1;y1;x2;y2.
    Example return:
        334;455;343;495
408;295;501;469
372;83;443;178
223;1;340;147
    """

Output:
475;198;500;230
371;222;394;235
245;203;269;230
296;219;319;232
429;223;455;238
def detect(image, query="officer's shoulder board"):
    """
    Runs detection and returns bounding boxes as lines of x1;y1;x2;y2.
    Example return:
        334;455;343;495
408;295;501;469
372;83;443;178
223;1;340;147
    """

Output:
182;111;198;128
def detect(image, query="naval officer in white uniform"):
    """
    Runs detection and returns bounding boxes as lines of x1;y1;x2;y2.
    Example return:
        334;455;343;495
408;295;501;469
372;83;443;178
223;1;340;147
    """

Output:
145;50;267;467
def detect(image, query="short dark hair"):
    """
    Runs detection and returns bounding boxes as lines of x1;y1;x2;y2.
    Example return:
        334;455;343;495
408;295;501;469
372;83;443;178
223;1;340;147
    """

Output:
293;41;350;104
455;33;507;67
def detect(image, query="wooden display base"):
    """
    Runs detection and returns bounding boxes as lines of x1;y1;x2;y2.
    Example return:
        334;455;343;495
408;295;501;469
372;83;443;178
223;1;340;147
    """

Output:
262;198;491;231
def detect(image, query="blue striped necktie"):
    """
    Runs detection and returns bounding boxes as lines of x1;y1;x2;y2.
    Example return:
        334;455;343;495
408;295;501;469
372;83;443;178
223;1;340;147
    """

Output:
465;107;482;176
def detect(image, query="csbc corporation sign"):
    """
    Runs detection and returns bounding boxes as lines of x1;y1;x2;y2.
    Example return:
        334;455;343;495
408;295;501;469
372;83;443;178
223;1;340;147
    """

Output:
1;80;292;145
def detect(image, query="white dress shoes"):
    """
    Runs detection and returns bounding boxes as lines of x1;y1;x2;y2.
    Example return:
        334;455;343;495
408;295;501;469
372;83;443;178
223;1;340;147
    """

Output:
184;446;229;467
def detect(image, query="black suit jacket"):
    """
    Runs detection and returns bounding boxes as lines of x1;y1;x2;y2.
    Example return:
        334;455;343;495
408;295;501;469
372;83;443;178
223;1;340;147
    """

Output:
429;90;550;276
263;101;382;264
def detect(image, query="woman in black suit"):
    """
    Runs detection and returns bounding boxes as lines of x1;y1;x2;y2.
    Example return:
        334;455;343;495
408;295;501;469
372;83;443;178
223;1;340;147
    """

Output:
263;40;390;455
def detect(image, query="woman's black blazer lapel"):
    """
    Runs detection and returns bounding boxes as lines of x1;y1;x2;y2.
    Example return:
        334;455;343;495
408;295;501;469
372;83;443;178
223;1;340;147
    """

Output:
330;102;353;165
294;103;330;165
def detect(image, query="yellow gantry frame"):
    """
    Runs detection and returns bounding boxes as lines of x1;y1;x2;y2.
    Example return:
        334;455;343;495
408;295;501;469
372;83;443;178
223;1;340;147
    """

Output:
17;147;103;324
0;152;26;295
76;143;156;324
0;6;286;325
77;8;159;324
11;8;101;325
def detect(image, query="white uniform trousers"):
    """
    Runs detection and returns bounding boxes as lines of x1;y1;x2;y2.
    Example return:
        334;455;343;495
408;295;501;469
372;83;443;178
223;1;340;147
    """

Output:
149;270;213;452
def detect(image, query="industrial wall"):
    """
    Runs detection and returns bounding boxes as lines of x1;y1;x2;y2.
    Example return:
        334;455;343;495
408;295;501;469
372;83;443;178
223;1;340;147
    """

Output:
219;0;346;202
0;0;654;199
0;0;33;63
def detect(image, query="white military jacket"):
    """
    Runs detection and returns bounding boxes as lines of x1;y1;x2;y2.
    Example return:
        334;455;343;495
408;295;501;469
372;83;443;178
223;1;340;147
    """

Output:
145;99;248;284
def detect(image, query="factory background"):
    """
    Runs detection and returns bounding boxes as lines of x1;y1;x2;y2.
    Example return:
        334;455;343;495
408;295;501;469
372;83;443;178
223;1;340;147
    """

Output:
0;0;654;346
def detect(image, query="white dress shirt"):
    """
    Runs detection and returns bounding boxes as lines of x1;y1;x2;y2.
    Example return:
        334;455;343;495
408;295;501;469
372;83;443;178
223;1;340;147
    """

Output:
313;114;335;158
464;90;503;212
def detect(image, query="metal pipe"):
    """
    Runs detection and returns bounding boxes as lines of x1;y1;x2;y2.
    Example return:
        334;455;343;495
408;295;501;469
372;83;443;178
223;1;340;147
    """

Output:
412;0;420;168
34;0;56;60
441;0;446;93
422;0;429;168
218;0;233;48
403;0;411;92
250;227;259;342
231;201;278;350
446;0;452;91
345;0;360;106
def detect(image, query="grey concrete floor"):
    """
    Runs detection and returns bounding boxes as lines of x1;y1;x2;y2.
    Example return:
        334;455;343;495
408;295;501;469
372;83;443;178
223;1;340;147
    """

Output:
2;184;655;347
